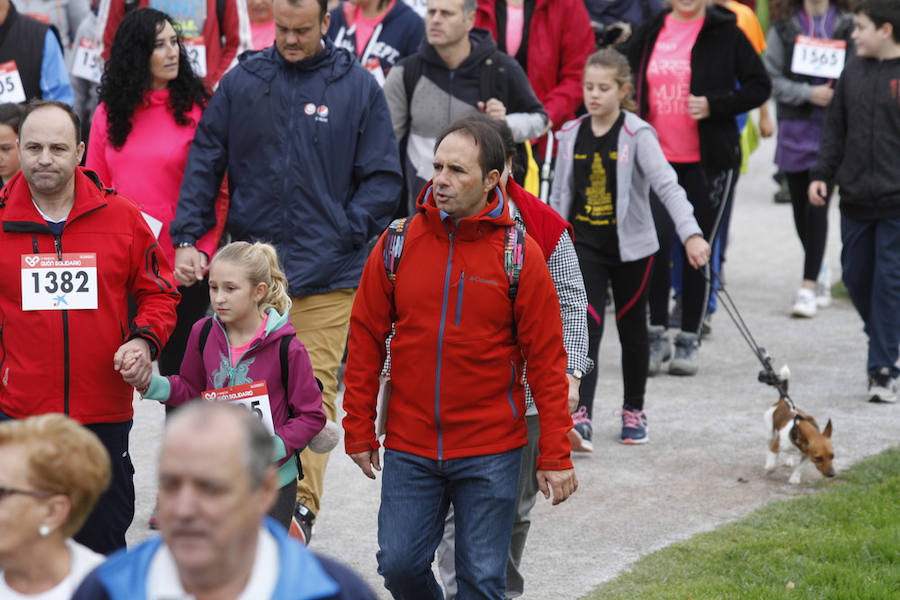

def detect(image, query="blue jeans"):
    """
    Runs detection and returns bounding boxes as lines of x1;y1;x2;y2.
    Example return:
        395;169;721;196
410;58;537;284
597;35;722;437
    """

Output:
841;214;900;377
377;448;523;600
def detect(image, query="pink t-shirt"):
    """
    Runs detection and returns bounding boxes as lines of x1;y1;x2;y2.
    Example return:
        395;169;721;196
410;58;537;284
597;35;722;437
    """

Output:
646;14;704;163
355;1;395;57
505;4;524;57
251;20;275;51
230;314;269;367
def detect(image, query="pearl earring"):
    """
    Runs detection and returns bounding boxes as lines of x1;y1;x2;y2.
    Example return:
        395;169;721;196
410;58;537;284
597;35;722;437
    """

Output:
39;525;51;537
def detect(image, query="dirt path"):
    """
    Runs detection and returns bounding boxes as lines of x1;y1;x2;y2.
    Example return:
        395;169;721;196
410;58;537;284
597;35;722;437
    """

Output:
127;135;899;599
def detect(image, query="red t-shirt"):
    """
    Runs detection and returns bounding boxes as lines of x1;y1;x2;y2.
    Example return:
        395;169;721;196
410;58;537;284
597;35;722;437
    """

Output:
646;14;704;162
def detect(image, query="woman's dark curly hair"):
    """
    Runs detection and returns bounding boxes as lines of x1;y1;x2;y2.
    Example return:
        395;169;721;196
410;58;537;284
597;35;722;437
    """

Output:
771;0;852;22
98;8;210;150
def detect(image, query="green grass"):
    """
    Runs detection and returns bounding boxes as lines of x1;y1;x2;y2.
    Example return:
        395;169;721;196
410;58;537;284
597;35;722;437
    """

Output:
583;448;900;600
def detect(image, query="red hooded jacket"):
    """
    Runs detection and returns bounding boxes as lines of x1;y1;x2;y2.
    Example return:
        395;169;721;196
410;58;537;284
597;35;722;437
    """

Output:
0;169;179;424
475;0;595;131
342;183;573;470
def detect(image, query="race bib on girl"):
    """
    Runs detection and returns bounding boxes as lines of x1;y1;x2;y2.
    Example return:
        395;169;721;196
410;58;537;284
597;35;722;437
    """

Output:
21;254;98;311
0;61;26;104
202;381;275;435
791;36;846;79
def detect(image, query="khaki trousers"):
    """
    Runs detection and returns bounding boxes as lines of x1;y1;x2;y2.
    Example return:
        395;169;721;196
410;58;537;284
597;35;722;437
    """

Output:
290;287;356;516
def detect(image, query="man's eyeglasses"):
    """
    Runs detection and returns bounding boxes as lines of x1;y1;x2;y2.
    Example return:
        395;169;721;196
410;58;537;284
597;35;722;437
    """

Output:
0;486;51;500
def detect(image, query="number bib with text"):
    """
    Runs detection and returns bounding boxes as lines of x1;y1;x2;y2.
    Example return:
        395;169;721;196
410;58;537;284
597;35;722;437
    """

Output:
202;381;275;435
0;61;26;103
184;37;207;78
72;38;104;84
791;35;846;79
21;254;98;311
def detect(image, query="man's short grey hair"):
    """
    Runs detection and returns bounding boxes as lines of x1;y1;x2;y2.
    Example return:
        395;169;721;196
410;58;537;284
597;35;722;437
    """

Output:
463;0;476;15
166;402;273;489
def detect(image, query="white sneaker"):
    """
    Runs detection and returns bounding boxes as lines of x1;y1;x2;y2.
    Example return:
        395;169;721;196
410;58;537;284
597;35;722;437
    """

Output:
868;367;898;403
816;265;832;308
791;287;817;318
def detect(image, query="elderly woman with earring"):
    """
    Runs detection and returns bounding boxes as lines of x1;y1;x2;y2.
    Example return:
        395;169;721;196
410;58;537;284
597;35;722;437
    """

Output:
0;415;111;598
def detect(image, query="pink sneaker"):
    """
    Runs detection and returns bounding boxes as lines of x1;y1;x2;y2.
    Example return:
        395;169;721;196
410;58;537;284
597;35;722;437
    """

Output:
567;406;593;452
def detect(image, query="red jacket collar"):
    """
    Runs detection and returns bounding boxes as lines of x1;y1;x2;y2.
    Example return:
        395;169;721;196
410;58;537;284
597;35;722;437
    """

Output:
1;169;109;225
415;179;515;239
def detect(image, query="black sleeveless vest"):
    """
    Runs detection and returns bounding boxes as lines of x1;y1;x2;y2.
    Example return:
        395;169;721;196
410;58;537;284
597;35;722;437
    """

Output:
0;3;51;101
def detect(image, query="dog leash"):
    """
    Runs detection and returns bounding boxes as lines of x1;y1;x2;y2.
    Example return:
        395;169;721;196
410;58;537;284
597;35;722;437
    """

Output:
703;268;798;412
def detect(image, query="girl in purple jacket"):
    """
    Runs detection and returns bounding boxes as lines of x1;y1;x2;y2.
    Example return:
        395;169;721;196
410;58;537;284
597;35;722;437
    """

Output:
141;242;327;529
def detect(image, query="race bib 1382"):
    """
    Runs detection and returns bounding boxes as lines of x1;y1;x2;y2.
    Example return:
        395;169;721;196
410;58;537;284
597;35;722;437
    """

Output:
21;253;98;311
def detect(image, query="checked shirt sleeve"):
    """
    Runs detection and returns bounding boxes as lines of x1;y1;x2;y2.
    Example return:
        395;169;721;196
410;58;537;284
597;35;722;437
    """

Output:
523;228;592;413
549;230;592;377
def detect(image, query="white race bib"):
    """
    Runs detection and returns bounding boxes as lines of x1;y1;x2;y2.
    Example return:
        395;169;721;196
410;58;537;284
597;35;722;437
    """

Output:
202;381;275;435
0;61;27;104
141;211;163;239
184;37;208;78
791;35;846;79
72;38;104;84
21;253;98;311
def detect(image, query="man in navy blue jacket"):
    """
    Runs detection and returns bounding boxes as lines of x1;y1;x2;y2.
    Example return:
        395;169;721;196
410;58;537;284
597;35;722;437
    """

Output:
170;0;402;544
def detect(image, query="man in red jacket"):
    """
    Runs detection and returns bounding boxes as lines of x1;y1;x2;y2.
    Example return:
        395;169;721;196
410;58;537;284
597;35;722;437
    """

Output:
0;101;179;554
342;117;577;598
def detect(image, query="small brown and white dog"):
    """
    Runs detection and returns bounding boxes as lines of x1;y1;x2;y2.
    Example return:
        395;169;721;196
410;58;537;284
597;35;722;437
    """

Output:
764;366;835;484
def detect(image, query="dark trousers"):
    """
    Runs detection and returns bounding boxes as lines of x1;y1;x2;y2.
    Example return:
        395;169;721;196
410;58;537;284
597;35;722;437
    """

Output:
576;246;654;415
649;163;736;334
160;279;210;420
159;279;210;377
269;478;299;531
786;170;832;282
840;213;900;377
0;409;134;555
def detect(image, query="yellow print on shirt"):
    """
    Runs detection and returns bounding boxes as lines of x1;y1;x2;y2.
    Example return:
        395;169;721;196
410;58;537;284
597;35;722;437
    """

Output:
575;151;616;226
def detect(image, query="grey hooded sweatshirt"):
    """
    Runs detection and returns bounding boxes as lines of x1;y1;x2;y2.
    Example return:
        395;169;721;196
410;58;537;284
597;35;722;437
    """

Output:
550;111;702;261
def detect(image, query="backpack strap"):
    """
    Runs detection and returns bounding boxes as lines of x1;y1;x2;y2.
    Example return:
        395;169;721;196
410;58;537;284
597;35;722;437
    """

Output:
479;50;502;103
383;216;414;282
278;334;307;481
402;54;425;105
279;335;291;397
504;223;525;303
197;317;214;354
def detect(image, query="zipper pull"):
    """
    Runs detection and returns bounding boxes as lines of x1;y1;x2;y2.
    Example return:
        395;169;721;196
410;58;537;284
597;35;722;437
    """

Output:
54;235;62;260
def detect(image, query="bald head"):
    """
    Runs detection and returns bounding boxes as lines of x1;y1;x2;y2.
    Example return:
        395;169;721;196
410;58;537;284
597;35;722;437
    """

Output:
165;402;273;488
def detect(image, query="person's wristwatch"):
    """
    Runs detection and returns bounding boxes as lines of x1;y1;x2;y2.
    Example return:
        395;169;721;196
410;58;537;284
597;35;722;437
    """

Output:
569;368;584;380
176;242;195;249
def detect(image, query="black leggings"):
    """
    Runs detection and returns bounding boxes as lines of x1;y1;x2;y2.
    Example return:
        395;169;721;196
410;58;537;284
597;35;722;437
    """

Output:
160;279;211;416
785;170;831;282
159;278;211;376
576;245;654;416
270;477;299;530
649;163;737;334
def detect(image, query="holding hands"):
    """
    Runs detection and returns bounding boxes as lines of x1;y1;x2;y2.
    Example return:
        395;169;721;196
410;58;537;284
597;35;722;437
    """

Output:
115;338;152;391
